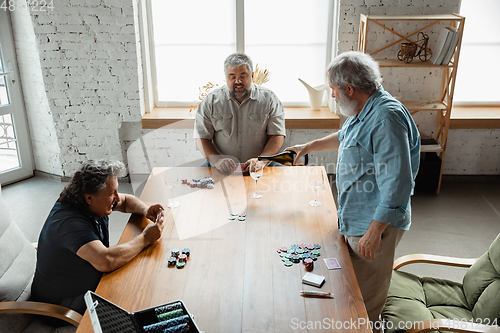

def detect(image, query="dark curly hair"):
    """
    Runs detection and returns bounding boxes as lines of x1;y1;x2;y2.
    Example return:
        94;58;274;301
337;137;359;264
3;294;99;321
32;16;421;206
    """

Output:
59;160;127;208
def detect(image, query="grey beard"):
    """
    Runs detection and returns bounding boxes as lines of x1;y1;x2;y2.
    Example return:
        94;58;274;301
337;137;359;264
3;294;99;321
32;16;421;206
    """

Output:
337;93;358;117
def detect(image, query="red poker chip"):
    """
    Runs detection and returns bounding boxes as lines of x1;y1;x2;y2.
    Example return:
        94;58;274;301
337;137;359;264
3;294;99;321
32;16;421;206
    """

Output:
178;254;187;261
304;258;313;265
307;245;315;250
280;246;288;252
277;248;282;253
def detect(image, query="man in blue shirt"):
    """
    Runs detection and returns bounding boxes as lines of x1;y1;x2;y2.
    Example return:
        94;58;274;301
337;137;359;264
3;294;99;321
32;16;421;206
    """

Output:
285;51;420;329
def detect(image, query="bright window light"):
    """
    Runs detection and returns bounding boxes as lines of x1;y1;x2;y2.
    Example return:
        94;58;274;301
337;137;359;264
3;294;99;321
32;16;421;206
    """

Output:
150;0;331;106
151;0;236;104
245;0;329;105
455;0;500;104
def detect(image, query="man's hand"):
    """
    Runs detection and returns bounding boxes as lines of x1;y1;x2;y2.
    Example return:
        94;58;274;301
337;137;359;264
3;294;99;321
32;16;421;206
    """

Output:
142;216;164;245
243;158;266;172
214;158;237;174
284;144;309;165
145;204;164;222
358;220;388;260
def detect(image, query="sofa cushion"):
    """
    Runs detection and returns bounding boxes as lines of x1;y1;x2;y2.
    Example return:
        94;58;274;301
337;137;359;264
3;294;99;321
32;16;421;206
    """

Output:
463;233;500;322
382;270;473;333
0;194;36;303
427;305;474;321
422;276;469;309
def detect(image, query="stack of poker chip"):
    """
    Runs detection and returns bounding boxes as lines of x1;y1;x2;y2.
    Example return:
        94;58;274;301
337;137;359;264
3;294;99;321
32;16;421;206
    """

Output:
182;175;215;189
277;243;321;268
304;258;314;271
228;212;246;221
169;248;190;269
142;302;190;333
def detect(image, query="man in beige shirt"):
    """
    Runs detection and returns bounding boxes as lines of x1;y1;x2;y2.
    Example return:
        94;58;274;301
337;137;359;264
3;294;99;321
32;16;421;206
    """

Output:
194;53;286;174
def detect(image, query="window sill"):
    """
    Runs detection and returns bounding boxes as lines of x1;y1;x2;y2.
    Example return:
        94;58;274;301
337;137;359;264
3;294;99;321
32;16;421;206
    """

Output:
450;106;500;129
141;107;340;129
140;106;500;130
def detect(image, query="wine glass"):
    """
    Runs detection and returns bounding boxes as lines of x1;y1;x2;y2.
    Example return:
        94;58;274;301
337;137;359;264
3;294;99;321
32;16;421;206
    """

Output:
164;169;180;208
249;160;263;199
309;167;324;207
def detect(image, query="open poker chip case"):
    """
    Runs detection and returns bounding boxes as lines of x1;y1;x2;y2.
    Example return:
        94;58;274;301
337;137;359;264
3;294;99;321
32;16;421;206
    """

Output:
84;291;203;333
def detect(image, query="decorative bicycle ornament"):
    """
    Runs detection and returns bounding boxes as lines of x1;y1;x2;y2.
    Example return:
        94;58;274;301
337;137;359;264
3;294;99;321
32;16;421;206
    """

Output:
397;32;432;63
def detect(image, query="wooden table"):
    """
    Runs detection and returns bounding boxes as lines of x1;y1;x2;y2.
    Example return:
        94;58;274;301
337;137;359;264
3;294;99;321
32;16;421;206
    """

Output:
76;166;370;333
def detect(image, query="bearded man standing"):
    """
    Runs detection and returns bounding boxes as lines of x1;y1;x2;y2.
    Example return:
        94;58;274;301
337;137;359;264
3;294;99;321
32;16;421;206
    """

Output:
285;51;420;330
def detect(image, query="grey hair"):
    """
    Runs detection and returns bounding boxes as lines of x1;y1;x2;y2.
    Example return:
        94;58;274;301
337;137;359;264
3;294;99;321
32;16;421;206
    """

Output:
224;53;253;75
59;160;126;207
326;51;382;94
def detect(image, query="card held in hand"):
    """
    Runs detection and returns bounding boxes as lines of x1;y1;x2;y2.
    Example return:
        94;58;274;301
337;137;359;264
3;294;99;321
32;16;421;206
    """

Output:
302;272;325;287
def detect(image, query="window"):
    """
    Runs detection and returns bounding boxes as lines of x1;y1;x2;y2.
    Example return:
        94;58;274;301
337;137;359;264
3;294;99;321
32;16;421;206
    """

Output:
147;0;333;108
455;0;500;104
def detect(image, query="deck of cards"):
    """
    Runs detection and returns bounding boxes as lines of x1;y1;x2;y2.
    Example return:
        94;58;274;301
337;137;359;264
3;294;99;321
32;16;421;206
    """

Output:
302;272;325;287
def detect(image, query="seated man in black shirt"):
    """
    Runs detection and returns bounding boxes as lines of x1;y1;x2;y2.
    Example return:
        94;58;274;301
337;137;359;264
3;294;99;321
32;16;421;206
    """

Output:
31;160;165;317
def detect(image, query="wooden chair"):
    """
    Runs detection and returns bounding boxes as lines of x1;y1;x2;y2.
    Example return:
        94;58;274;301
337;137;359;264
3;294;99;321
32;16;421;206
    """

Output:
0;185;81;332
382;233;500;333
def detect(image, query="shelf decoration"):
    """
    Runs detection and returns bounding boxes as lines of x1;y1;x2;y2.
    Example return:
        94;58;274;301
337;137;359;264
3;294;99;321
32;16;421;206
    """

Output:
397;32;432;63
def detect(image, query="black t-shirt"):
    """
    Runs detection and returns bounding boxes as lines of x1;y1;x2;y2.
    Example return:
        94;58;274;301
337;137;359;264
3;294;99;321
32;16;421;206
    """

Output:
31;200;110;313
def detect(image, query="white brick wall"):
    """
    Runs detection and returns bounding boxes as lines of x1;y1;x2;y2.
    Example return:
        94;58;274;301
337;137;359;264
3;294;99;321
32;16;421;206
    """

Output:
24;0;142;177
10;4;63;176
10;0;499;178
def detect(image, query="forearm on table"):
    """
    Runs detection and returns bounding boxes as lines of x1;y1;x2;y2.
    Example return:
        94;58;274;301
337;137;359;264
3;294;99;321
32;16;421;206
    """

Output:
261;135;285;156
105;235;150;271
77;234;150;272
197;138;222;163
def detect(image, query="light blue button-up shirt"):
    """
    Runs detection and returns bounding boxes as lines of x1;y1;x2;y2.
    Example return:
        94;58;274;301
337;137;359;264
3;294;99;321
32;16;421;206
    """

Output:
336;86;420;236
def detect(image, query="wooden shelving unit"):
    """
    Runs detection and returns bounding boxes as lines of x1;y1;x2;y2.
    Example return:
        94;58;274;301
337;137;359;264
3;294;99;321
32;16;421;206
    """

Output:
358;13;465;194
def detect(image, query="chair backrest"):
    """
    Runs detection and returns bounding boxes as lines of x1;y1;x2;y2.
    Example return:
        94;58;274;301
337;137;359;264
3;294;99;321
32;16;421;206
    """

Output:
0;185;36;302
463;233;500;322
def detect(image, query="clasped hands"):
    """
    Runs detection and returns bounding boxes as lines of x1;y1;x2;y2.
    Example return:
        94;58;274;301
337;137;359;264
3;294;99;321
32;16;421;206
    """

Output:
213;157;266;174
142;204;165;245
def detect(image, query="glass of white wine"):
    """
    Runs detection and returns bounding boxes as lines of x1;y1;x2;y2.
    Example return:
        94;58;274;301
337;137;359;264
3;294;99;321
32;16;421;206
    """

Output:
309;167;324;207
164;169;180;208
249;160;263;199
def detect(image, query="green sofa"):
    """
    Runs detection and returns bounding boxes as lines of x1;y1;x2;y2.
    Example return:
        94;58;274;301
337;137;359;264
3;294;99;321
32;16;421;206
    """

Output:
382;233;500;333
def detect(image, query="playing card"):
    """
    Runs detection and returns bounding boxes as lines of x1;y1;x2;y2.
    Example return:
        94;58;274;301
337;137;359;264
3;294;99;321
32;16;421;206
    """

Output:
324;258;341;270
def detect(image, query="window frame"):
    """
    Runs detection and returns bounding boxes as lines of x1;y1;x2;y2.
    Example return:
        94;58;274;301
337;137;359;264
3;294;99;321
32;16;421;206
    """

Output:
138;0;338;112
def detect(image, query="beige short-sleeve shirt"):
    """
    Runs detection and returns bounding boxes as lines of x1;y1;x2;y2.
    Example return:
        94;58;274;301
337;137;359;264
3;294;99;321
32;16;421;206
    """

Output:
194;84;286;163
